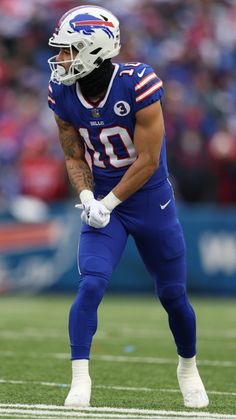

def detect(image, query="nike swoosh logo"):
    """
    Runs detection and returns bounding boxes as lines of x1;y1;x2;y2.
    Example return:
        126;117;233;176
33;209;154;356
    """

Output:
160;199;171;210
137;68;146;78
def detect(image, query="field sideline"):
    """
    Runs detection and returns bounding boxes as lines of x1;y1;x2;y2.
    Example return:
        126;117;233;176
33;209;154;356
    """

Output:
0;295;236;418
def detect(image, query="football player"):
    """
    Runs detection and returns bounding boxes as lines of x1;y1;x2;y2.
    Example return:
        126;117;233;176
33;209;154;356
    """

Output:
47;5;209;409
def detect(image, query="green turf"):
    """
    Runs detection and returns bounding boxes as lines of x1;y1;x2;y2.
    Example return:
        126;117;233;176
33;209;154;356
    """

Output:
0;294;236;417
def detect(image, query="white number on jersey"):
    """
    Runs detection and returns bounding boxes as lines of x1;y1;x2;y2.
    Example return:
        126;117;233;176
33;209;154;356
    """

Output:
79;126;137;169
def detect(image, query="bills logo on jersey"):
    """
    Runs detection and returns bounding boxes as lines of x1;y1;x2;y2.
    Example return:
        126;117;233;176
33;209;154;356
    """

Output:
69;14;114;38
114;101;130;116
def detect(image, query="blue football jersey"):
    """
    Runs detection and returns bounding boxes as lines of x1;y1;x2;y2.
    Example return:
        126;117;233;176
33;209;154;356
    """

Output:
48;62;169;193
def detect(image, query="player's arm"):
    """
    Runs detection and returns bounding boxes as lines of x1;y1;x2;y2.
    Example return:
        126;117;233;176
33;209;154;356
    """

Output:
54;114;93;195
55;114;110;228
102;101;164;210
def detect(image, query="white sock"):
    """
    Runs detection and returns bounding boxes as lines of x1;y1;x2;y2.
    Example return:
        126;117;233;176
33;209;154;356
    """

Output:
178;355;196;371
71;359;90;386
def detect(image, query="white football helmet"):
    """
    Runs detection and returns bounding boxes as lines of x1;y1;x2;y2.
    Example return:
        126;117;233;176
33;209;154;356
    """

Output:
48;5;120;85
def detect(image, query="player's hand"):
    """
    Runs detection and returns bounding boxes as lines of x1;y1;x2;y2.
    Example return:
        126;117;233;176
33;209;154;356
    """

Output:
75;199;110;228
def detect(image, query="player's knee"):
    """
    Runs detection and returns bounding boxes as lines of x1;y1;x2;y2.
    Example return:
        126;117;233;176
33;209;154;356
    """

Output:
159;284;189;313
157;283;185;300
79;275;108;303
79;255;112;280
159;290;192;316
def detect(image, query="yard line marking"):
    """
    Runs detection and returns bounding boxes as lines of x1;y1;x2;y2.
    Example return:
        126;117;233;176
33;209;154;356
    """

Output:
0;379;69;388
0;408;183;419
3;326;236;340
0;331;63;340
0;413;198;419
1;405;236;419
0;408;160;419
0;410;179;419
1;378;236;398
1;416;234;419
0;330;106;340
0;416;51;418
0;415;177;419
0;380;28;385
0;416;172;419
92;355;236;368
53;353;236;368
1;351;236;367
119;327;236;339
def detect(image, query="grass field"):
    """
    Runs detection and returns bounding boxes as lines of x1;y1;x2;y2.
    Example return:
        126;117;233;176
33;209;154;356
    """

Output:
0;294;236;418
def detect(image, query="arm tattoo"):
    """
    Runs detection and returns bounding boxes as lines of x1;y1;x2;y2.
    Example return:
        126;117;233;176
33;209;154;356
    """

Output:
61;135;78;159
66;159;93;194
56;117;93;195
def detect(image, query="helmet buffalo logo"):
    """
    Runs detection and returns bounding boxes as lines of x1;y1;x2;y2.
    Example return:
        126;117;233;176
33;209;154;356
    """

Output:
69;14;114;38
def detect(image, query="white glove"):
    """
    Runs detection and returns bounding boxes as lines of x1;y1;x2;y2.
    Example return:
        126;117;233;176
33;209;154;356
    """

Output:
75;198;110;229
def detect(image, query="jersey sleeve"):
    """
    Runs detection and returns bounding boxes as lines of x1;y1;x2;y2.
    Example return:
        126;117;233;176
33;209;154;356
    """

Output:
48;81;71;122
131;63;164;113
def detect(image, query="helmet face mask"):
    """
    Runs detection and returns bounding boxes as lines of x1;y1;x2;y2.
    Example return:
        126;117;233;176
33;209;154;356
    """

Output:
48;41;91;86
48;5;120;85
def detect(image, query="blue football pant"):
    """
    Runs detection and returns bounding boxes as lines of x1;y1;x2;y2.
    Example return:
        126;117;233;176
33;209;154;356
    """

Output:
69;180;196;359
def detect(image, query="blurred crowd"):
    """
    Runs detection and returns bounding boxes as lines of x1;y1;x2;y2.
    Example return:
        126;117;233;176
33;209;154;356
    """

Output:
1;0;236;206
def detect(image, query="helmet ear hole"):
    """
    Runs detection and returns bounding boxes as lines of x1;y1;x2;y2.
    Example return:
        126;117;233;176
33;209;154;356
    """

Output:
77;41;85;50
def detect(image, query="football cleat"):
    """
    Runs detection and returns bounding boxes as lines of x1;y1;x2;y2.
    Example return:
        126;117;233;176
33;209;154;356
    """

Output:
177;364;209;408
64;377;91;407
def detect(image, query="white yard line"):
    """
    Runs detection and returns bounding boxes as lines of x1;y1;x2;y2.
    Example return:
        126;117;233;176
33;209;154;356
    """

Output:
0;416;179;419
0;330;106;341
0;415;57;419
0;351;236;368
1;327;236;339
1;378;236;398
0;414;60;419
92;354;236;368
0;417;179;419
0;408;182;419
1;350;236;368
0;405;236;419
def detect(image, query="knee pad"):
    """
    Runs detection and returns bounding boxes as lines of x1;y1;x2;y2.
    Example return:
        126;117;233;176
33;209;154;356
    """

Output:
79;255;112;280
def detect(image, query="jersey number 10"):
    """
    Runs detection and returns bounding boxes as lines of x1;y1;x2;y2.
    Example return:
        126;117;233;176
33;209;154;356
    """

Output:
79;126;137;169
